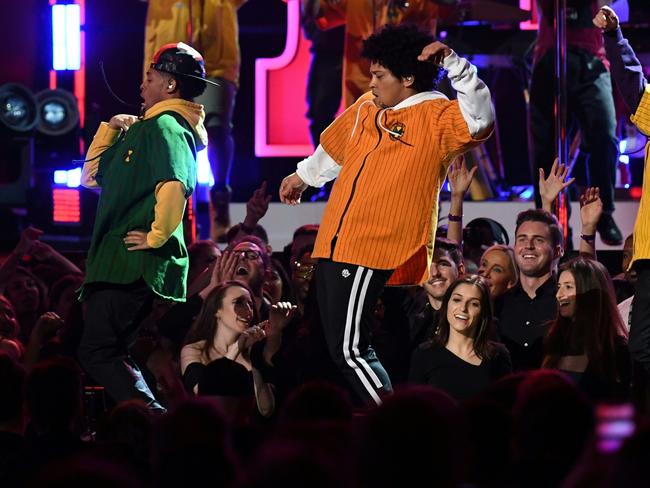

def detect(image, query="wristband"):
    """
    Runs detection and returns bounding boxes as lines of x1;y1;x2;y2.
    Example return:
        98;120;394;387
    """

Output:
448;214;463;222
580;233;596;242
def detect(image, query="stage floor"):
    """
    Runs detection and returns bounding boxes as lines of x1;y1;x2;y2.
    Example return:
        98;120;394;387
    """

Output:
226;200;640;252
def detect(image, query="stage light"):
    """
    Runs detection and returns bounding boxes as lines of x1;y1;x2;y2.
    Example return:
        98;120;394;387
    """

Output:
52;4;81;71
52;188;81;224
52;167;82;188
53;169;68;185
0;84;38;204
0;83;39;133
35;89;79;137
196;147;215;186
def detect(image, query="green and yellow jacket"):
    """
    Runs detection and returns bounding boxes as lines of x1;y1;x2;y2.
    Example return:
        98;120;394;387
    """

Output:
80;99;207;301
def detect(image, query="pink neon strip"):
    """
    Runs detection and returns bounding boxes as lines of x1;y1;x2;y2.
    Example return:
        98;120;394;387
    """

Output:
254;0;313;157
49;70;57;90
75;0;86;155
520;0;538;30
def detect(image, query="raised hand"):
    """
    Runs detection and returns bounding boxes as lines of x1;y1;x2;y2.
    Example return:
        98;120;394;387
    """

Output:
15;227;44;256
32;312;65;343
237;324;266;361
245;181;272;227
593;6;619;33
447;156;477;198
580;187;603;233
279;173;308;205
267;301;298;337
417;41;452;65
29;240;56;262
211;250;240;285
539;158;575;211
108;114;139;131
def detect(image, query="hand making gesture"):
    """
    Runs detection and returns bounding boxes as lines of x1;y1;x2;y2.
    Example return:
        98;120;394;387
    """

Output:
539;158;575;212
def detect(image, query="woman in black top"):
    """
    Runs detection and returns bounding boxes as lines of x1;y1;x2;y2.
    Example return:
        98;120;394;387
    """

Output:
544;257;630;401
409;275;512;401
180;281;295;418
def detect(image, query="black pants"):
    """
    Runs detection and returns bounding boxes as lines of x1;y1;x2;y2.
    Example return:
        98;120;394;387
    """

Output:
630;260;650;413
530;49;618;213
78;280;162;410
316;260;393;406
630;261;650;371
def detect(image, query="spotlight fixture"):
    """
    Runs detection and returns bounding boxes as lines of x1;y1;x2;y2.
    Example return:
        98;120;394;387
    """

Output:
35;89;79;137
0;83;39;134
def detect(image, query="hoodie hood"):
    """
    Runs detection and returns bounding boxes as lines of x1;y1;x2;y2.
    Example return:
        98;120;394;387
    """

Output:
350;91;450;140
143;99;208;150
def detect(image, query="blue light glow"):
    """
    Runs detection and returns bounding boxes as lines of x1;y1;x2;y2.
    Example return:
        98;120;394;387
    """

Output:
66;167;82;188
52;5;66;70
520;187;535;200
52;4;81;71
52;167;82;188
196;147;215;186
53;169;68;185
619;155;630;165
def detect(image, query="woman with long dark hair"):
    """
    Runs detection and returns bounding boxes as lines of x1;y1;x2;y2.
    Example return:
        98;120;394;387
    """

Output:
409;275;512;401
181;281;295;418
543;257;630;401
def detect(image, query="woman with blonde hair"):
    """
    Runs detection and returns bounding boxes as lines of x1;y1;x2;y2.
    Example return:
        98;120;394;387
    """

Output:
477;244;519;299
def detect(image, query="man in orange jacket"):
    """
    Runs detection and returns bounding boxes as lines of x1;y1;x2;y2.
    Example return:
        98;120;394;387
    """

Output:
280;24;494;406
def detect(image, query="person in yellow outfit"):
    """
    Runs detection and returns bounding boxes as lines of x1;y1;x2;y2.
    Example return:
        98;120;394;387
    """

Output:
144;0;247;240
594;5;650;391
307;0;457;107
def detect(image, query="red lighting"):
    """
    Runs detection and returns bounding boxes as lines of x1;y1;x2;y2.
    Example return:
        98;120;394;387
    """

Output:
52;188;81;223
187;195;196;243
630;187;643;200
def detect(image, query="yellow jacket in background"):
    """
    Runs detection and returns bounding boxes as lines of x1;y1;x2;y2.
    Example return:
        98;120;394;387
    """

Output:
143;0;247;86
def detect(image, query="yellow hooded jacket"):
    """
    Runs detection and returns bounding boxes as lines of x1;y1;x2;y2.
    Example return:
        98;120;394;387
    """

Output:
143;0;247;86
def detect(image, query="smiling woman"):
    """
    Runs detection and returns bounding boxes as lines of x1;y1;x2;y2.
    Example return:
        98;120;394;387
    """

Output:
409;275;512;401
180;281;275;418
543;257;630;401
180;280;296;419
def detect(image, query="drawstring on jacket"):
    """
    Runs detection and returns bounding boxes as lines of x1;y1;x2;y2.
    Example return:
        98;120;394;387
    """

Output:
349;99;403;140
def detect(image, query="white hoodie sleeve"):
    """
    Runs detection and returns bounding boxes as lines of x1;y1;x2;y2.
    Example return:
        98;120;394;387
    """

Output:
443;51;495;138
295;144;342;187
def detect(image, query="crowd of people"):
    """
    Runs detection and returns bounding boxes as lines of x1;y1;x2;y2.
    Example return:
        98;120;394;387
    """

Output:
1;3;650;487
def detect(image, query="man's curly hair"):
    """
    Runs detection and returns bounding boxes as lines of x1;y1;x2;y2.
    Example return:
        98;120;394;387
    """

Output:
361;24;443;93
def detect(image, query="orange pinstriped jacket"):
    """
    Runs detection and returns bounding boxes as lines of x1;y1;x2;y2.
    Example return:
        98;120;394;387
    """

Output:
311;91;484;285
298;52;494;286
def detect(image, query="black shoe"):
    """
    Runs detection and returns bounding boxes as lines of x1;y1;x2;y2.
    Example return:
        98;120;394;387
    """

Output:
597;213;623;246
